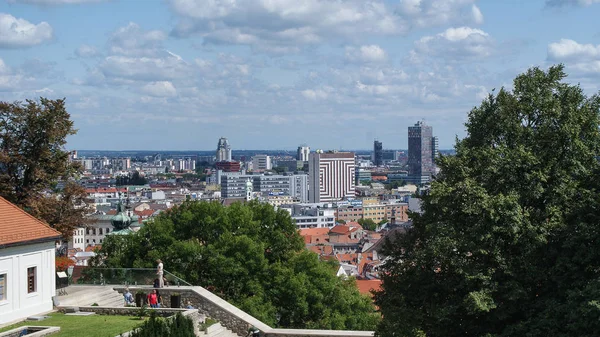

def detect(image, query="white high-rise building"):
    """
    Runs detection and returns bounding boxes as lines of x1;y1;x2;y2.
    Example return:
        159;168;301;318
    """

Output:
216;137;232;162
290;174;309;202
308;152;356;203
252;155;272;172
297;146;310;161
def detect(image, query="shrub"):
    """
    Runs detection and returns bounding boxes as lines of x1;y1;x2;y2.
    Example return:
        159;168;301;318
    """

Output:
130;312;194;337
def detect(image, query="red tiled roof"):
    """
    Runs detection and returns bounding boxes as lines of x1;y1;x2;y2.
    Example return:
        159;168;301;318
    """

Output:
299;228;329;236
308;245;333;256
134;209;155;217
356;280;382;296
85;245;101;252
330;225;350;234
0;196;61;245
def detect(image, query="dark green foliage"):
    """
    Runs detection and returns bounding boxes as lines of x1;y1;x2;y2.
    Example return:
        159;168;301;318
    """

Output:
0;98;89;240
358;218;377;231
384;180;405;190
96;200;379;330
130;312;194;337
375;65;600;337
116;171;148;186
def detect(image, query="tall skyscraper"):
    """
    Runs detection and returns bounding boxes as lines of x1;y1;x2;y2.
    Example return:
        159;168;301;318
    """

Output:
308;151;356;203
408;121;435;183
431;136;439;166
216;137;232;162
373;140;383;167
297;145;310;161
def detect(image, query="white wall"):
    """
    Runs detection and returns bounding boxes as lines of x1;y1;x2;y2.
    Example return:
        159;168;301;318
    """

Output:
0;242;56;325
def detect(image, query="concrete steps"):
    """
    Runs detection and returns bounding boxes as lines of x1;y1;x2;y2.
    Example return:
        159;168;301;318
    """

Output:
56;285;124;307
205;322;240;337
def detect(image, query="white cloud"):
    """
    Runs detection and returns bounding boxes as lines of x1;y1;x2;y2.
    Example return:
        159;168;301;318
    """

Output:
141;81;178;97
412;27;493;62
547;39;600;75
99;55;191;81
8;0;104;4
302;89;328;100
75;44;100;58
168;0;477;54
108;22;167;56
548;39;600;62
545;0;600;7
346;45;388;63
0;13;53;48
0;58;33;91
471;5;484;24
395;0;480;27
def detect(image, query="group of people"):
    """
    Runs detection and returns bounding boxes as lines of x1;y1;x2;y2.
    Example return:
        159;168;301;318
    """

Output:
123;259;166;308
123;288;167;308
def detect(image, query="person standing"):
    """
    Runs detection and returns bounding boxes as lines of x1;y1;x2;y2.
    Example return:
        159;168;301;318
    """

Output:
147;289;158;308
156;290;163;308
123;288;134;306
156;259;164;288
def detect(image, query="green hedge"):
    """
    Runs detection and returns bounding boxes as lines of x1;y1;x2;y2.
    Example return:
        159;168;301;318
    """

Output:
129;312;194;337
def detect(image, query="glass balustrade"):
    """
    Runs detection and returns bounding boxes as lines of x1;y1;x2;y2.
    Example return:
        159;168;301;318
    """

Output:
75;268;191;286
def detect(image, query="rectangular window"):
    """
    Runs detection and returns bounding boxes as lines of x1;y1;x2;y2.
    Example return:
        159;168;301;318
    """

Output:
27;267;36;293
99;228;103;235
0;273;6;301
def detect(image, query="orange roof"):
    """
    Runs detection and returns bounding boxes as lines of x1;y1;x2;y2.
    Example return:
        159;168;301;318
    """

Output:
299;228;330;236
356;279;382;296
0;196;61;245
134;209;155;217
330;225;350;234
85;244;101;252
308;245;333;256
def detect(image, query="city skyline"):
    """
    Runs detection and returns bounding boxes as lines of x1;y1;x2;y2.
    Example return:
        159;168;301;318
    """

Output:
1;0;599;150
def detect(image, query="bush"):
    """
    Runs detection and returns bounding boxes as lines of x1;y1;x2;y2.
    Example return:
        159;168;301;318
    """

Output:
130;312;194;337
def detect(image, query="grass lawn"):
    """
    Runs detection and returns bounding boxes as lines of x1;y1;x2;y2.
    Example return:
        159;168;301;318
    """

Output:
0;312;144;337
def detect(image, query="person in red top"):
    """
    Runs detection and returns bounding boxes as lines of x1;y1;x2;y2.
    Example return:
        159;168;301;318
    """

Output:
147;289;158;308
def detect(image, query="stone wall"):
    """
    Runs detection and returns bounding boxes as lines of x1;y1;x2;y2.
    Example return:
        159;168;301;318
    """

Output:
115;287;263;336
114;286;374;337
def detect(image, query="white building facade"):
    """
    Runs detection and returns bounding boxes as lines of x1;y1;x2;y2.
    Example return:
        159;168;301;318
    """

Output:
252;155;272;172
0;197;61;325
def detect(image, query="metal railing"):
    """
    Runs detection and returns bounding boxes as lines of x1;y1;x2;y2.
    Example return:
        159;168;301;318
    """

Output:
75;268;192;286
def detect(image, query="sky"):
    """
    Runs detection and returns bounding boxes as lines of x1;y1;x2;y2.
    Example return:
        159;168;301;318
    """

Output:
1;0;600;151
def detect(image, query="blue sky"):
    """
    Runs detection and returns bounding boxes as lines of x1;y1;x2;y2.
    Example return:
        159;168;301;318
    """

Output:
1;0;599;151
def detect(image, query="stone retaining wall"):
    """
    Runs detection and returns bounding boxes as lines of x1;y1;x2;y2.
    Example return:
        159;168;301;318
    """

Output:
115;287;260;336
114;286;374;337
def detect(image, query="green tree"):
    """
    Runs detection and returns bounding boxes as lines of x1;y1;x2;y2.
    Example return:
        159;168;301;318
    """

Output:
384;180;405;190
375;65;600;337
29;181;93;241
358;218;377;231
96;200;379;330
0;98;86;239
